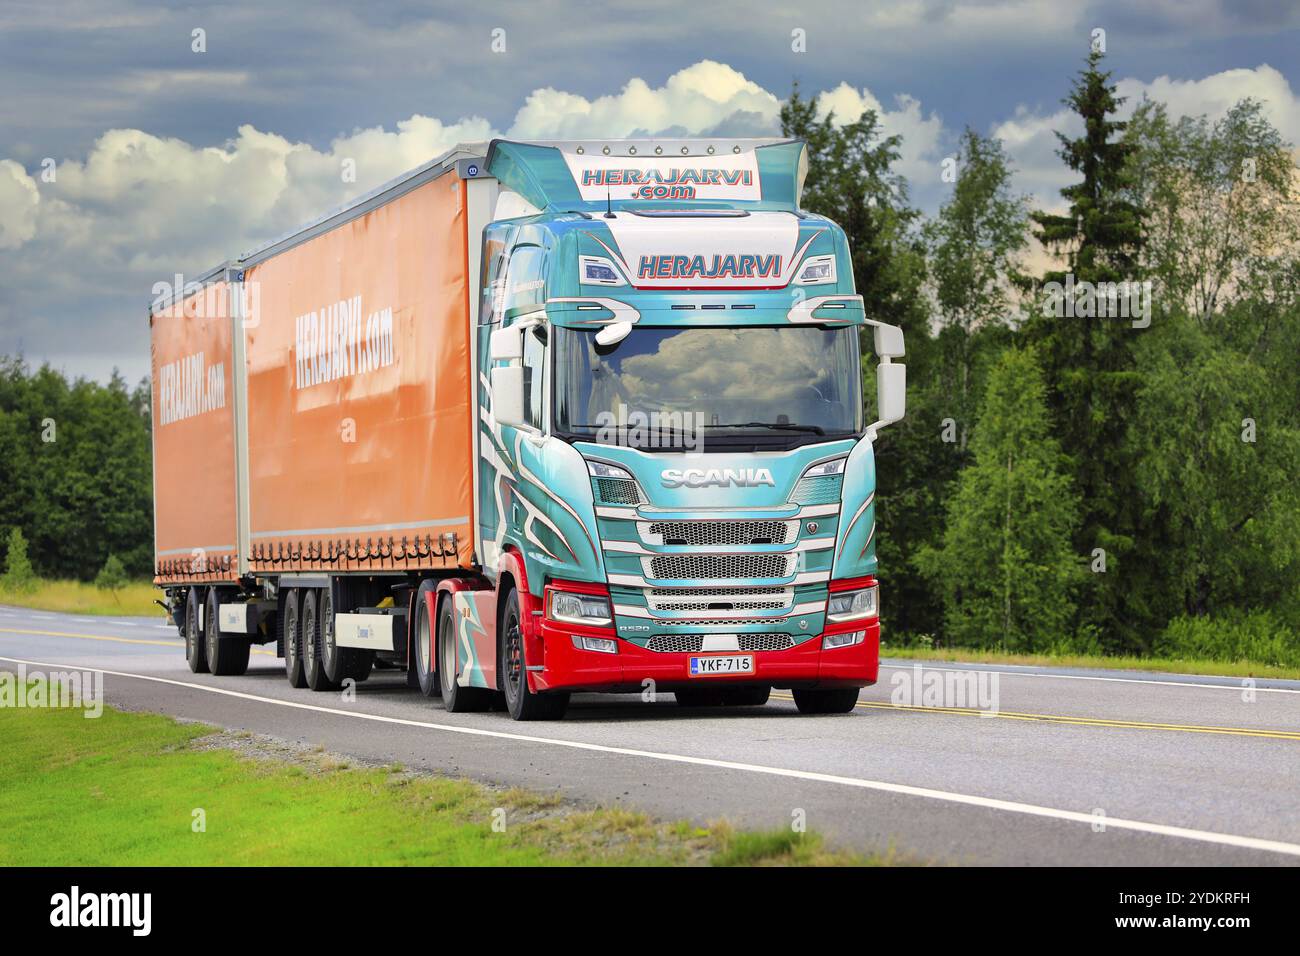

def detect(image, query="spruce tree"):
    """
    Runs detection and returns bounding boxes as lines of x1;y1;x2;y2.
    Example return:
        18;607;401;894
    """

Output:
918;349;1081;651
1027;48;1145;647
2;527;37;594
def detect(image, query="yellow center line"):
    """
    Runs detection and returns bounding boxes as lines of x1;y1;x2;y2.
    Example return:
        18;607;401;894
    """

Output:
769;693;1300;741
0;627;276;656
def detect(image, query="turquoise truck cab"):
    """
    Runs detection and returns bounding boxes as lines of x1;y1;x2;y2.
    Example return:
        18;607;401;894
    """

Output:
473;138;906;713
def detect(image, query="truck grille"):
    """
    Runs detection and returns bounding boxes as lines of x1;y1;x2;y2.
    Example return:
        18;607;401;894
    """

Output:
646;633;797;653
647;586;792;612
594;477;642;505
640;519;793;547
642;553;794;581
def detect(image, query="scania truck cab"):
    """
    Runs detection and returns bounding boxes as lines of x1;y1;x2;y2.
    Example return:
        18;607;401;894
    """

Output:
151;136;904;722
472;138;906;717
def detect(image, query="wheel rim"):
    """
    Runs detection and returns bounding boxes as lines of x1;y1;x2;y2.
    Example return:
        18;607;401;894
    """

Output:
505;609;522;697
206;595;218;660
439;608;455;688
417;608;431;678
286;604;298;671
322;594;335;672
303;604;316;670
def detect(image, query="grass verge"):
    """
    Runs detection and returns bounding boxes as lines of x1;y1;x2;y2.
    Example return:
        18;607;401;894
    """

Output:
0;690;890;866
881;645;1300;681
0;579;163;617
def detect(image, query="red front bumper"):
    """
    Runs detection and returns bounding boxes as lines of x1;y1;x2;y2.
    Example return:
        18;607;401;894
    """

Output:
531;618;880;694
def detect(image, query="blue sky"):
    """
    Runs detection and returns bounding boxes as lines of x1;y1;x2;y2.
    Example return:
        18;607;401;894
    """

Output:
2;0;1297;384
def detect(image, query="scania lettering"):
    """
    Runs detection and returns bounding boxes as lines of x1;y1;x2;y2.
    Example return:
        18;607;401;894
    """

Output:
149;137;906;720
660;468;776;489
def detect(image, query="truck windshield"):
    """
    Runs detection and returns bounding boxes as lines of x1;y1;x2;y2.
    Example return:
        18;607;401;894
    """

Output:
553;325;863;449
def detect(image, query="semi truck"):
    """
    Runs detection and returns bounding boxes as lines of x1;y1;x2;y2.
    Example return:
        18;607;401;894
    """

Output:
149;137;906;720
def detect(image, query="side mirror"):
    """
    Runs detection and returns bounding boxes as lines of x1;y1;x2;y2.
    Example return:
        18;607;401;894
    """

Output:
876;362;906;425
489;324;523;361
873;323;905;359
595;321;634;347
864;321;905;439
490;366;526;429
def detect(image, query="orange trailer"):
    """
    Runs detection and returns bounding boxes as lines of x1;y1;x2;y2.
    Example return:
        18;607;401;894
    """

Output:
150;145;492;677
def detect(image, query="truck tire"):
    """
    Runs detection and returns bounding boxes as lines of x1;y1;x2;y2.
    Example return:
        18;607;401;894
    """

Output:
184;587;208;674
412;582;440;698
205;588;251;676
674;688;725;707
438;593;494;712
283;588;306;688
318;586;373;686
302;589;339;691
722;686;770;706
792;687;860;714
345;651;374;683
499;587;568;721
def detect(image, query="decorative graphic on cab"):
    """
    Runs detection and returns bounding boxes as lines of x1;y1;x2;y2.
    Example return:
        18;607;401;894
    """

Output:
564;151;761;202
637;253;782;282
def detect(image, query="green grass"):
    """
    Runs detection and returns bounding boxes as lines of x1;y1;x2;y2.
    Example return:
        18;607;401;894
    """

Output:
0;578;163;617
881;645;1300;681
0;691;887;866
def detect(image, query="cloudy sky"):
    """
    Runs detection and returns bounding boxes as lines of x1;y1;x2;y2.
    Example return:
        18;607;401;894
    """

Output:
2;0;1298;385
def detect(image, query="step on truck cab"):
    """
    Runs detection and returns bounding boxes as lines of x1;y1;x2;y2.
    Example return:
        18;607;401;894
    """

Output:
149;137;905;719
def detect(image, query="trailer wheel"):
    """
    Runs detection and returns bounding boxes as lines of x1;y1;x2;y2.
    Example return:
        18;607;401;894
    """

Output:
302;589;339;691
438;594;494;712
318;587;373;686
412;581;440;698
205;588;250;676
499;587;568;721
345;651;374;683
184;587;208;674
283;588;306;688
791;687;860;714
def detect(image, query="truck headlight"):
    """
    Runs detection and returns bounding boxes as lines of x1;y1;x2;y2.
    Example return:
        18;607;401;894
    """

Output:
548;590;613;626
571;635;618;653
826;584;878;622
823;630;866;649
587;460;633;480
800;457;846;479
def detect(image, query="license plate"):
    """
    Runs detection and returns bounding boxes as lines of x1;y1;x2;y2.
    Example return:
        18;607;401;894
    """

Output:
688;654;755;677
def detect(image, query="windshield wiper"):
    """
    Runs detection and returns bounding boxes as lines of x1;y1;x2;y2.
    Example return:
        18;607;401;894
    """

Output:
705;422;825;435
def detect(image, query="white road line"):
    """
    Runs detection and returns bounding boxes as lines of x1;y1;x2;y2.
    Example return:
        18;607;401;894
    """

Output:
880;662;1300;695
2;654;1298;860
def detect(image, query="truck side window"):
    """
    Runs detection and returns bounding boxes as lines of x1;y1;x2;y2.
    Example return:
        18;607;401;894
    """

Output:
522;325;547;432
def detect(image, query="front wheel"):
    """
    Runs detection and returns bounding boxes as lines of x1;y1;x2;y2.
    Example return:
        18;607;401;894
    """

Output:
499;588;568;721
792;687;860;714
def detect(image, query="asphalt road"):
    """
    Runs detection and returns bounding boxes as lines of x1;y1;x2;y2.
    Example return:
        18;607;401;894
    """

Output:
2;603;1298;866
